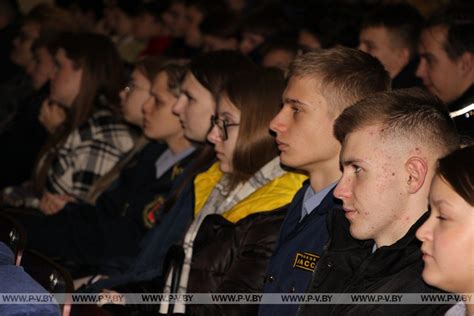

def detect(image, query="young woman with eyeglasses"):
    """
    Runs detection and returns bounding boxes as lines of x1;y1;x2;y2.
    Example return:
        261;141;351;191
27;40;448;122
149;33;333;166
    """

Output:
154;67;307;315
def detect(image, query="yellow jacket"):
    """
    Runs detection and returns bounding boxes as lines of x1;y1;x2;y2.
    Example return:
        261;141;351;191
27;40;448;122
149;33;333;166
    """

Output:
193;162;307;223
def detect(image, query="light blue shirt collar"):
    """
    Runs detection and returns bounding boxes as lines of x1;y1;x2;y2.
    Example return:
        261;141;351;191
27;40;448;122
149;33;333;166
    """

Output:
301;182;337;221
155;146;195;179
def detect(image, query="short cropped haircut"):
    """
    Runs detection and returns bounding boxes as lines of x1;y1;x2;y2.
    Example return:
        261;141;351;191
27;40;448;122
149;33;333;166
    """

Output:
334;88;460;155
288;47;391;115
425;4;474;61
362;3;423;58
437;145;474;206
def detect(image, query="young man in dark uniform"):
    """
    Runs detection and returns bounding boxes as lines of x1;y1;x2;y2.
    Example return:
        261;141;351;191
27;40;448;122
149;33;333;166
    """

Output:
259;47;390;316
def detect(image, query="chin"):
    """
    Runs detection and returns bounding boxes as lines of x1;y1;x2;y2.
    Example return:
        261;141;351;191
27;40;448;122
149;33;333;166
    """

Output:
348;227;366;241
279;156;298;169
219;163;232;174
421;266;443;288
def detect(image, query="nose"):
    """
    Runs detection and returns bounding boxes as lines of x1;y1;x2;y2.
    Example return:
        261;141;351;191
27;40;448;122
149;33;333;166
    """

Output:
172;94;186;115
358;42;368;53
269;108;288;134
51;67;59;83
416;214;434;242
333;175;351;201
142;95;153;114
207;124;222;144
416;59;427;80
119;88;127;102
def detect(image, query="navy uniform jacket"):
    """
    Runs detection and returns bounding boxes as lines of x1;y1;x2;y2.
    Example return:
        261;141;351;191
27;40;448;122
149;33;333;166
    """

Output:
85;156;215;293
259;181;341;316
10;142;197;275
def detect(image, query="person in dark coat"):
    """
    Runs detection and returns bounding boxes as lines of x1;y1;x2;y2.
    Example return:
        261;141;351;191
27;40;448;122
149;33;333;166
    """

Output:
300;88;459;315
260;47;390;316
358;3;424;89
416;4;474;140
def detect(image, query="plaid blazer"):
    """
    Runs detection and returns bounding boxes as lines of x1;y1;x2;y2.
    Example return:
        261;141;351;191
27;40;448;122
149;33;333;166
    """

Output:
45;110;135;199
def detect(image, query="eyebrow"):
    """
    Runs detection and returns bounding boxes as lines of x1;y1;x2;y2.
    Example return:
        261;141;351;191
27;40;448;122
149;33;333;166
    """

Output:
283;98;310;107
430;199;454;209
420;52;435;60
340;158;367;167
218;111;238;120
182;89;193;99
150;91;160;99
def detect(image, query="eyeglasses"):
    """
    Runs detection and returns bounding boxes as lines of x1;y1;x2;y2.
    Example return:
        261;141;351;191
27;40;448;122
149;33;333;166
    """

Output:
124;82;150;94
211;115;240;141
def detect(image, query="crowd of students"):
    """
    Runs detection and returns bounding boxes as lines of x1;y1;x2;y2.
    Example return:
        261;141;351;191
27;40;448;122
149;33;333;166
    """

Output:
0;0;472;315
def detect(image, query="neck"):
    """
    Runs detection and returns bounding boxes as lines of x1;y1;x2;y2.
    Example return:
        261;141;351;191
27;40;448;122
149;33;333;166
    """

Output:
166;133;192;155
375;201;427;248
389;64;404;79
307;156;341;192
448;80;474;105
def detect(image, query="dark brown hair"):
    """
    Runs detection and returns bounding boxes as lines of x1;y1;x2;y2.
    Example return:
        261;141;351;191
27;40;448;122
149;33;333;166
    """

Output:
288;47;391;116
135;56;167;83
60;32;126;126
34;32;126;192
334;88;460;155
24;3;78;37
361;3;423;59
224;67;285;188
158;60;189;97
437;145;474;206
158;51;255;216
425;3;474;61
189;50;255;102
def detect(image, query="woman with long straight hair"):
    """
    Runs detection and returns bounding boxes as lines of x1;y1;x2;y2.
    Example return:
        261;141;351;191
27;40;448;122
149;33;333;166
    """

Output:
3;32;135;209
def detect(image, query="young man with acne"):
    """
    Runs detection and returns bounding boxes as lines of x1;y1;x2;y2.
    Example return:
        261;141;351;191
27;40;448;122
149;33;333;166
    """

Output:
300;88;459;315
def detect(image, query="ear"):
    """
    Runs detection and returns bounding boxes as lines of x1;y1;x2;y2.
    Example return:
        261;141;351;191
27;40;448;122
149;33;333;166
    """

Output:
398;47;411;68
405;156;428;194
458;52;474;76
